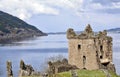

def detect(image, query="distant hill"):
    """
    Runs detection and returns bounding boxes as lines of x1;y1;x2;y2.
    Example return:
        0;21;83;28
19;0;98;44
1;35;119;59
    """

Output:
48;32;66;35
0;11;47;43
47;28;120;35
107;28;120;33
48;31;82;35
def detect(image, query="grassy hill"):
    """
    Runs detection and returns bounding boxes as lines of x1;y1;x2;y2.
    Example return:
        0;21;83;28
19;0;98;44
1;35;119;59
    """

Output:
21;70;119;77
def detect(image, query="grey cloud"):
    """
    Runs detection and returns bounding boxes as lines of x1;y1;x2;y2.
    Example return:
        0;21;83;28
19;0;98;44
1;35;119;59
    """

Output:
82;0;120;14
100;8;120;14
91;0;120;5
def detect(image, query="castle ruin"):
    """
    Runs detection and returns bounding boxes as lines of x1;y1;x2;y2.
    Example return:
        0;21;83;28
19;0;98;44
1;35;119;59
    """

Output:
67;24;115;72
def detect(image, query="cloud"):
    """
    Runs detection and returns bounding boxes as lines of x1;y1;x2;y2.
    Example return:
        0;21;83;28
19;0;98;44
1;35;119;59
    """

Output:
39;0;83;9
91;0;120;5
0;0;59;20
0;0;119;21
81;0;120;14
0;0;84;20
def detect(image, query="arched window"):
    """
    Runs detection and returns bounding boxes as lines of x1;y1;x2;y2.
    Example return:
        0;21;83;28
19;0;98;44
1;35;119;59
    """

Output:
78;44;81;50
100;56;103;59
83;56;86;68
83;56;86;63
100;45;103;51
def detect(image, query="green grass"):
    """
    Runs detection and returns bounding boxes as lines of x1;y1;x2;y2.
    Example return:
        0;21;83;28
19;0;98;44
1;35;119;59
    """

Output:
109;71;120;77
22;76;41;77
77;70;105;77
22;70;119;77
55;70;119;77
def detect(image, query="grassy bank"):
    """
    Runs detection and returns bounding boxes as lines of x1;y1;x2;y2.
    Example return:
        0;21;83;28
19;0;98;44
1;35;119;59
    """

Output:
55;70;119;77
22;70;119;77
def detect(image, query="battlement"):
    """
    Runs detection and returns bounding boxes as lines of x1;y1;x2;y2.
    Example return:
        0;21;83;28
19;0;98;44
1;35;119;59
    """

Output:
67;24;111;39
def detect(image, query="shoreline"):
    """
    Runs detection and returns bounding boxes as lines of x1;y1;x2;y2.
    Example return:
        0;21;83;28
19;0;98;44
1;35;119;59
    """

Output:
0;32;47;44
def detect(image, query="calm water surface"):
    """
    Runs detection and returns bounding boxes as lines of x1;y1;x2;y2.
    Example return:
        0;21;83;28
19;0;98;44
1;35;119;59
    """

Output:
0;34;120;77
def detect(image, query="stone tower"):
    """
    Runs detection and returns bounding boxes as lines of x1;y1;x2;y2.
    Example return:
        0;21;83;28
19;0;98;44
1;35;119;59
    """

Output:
67;24;115;72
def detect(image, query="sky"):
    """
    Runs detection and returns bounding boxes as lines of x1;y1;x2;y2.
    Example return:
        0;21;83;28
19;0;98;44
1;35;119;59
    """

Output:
0;0;120;32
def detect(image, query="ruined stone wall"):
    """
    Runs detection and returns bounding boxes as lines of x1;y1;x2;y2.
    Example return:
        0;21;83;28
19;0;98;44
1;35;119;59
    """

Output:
68;39;99;70
94;33;113;62
102;37;112;61
6;61;13;77
48;58;78;74
18;60;41;77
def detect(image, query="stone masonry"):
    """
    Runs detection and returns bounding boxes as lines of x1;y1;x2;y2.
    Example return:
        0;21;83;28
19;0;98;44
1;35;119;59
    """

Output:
18;60;39;77
67;24;115;72
48;58;78;74
6;61;13;77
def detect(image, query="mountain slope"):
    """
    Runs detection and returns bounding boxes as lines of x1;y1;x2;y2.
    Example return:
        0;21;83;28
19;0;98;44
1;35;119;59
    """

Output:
107;28;120;33
0;11;47;43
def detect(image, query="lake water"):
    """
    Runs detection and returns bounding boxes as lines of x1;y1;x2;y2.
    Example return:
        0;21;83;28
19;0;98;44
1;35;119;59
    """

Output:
0;33;120;77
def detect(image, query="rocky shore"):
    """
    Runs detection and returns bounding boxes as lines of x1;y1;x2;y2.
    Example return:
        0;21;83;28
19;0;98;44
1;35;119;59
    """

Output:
0;30;47;43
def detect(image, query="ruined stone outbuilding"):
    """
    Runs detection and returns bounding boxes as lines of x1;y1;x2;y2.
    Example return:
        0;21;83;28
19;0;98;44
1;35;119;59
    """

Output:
48;58;78;75
67;24;116;72
19;60;40;77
